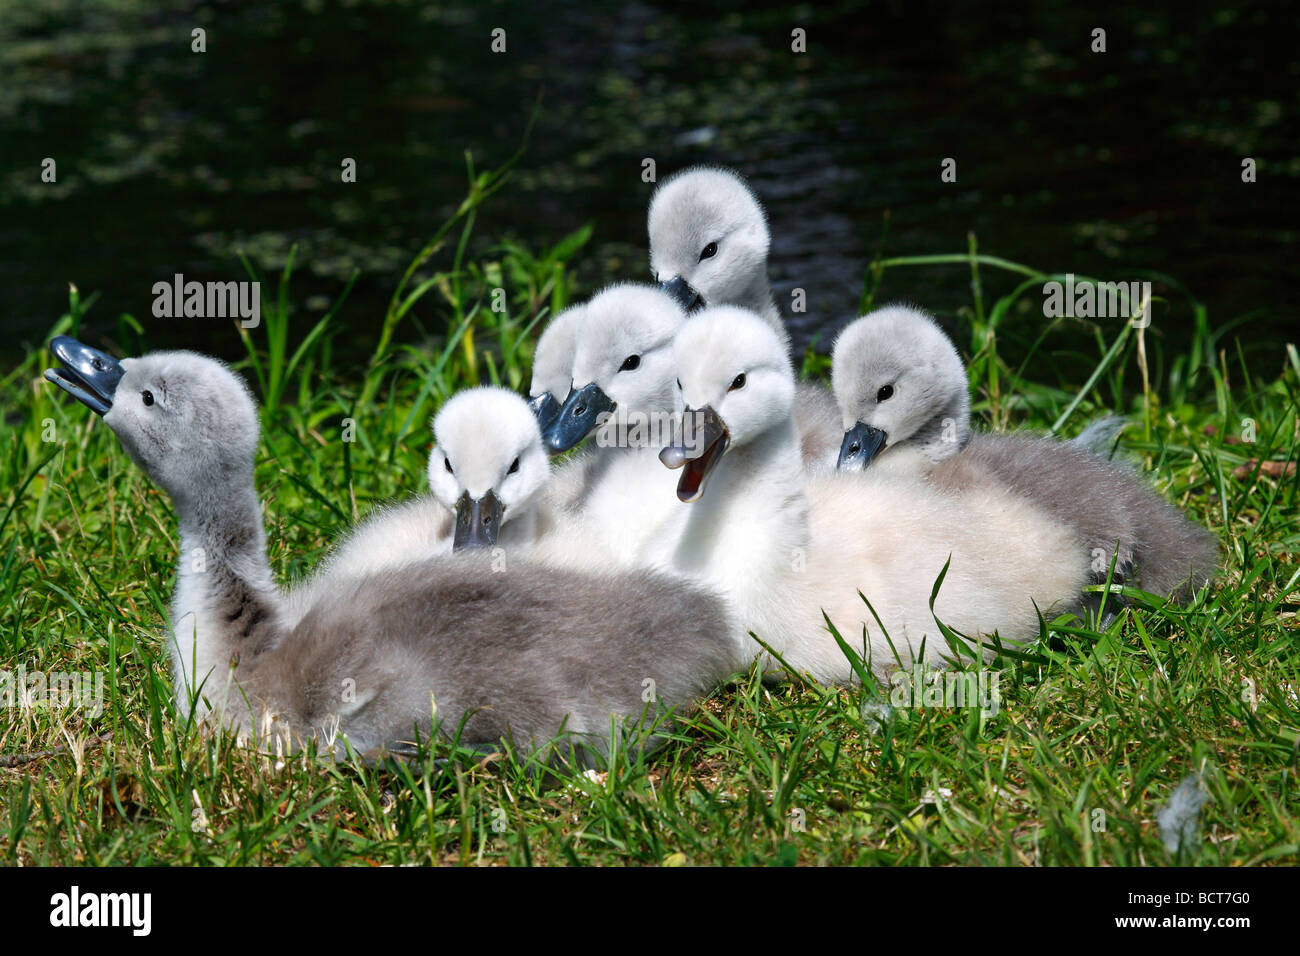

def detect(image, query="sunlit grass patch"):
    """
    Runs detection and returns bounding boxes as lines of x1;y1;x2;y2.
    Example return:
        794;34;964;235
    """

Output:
2;168;1297;866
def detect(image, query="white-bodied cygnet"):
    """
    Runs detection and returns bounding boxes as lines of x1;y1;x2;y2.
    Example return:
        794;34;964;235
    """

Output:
528;303;587;432
287;387;553;622
43;338;736;764
427;386;553;550
647;307;1089;682
647;165;841;467
530;283;690;569
831;305;1219;600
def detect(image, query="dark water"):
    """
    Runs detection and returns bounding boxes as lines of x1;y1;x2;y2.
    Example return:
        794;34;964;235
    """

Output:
3;0;1297;377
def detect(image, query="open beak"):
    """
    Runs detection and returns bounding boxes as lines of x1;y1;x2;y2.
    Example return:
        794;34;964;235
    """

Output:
527;390;563;433
541;381;615;454
452;490;505;551
659;405;729;502
837;421;888;471
42;335;124;416
659;276;705;313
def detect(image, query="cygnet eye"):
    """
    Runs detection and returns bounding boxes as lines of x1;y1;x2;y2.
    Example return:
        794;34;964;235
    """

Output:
141;389;155;407
877;384;894;402
507;457;520;475
444;456;453;474
699;241;718;261
729;373;746;391
619;354;641;372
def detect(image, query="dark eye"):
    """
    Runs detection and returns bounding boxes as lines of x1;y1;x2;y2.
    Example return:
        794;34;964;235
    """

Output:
620;354;641;372
444;456;453;474
729;373;746;391
699;242;718;261
141;390;155;407
877;384;894;402
508;457;520;475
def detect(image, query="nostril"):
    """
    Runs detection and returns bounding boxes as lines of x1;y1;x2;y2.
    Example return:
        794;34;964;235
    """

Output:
574;404;587;417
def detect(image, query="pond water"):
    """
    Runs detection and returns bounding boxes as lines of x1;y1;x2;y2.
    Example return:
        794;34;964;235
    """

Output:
2;0;1296;376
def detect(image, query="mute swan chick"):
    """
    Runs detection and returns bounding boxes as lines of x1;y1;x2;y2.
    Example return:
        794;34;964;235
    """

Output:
285;387;552;623
43;337;736;761
831;305;1219;599
649;167;787;342
647;165;841;467
648;307;1088;682
528;303;587;432
542;283;685;454
427;386;553;550
530;284;689;568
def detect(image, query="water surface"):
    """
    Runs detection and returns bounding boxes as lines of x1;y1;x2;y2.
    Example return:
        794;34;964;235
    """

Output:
2;0;1296;377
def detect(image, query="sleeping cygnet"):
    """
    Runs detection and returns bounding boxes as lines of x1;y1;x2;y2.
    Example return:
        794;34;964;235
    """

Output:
647;165;842;467
645;306;1089;683
831;305;1219;602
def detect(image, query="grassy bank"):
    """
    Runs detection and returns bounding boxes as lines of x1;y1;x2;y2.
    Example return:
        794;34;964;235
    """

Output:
2;172;1298;866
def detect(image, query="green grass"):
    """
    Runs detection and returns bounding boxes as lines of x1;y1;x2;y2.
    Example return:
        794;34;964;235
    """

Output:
2;168;1299;866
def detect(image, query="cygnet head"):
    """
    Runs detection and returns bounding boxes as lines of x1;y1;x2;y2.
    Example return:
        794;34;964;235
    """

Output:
830;305;971;471
427;386;549;550
648;167;771;315
528;303;586;433
541;283;686;453
658;306;794;502
44;336;259;507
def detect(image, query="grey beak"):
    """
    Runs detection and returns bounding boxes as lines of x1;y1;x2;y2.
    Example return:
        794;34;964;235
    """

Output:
837;421;888;471
541;381;615;454
452;490;505;551
658;405;729;503
527;390;563;433
43;335;125;416
659;276;705;313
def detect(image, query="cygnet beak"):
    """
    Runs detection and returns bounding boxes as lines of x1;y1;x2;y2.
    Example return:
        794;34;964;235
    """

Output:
43;335;125;416
837;421;888;471
541;381;615;454
452;490;506;551
659;405;730;503
659;276;705;313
